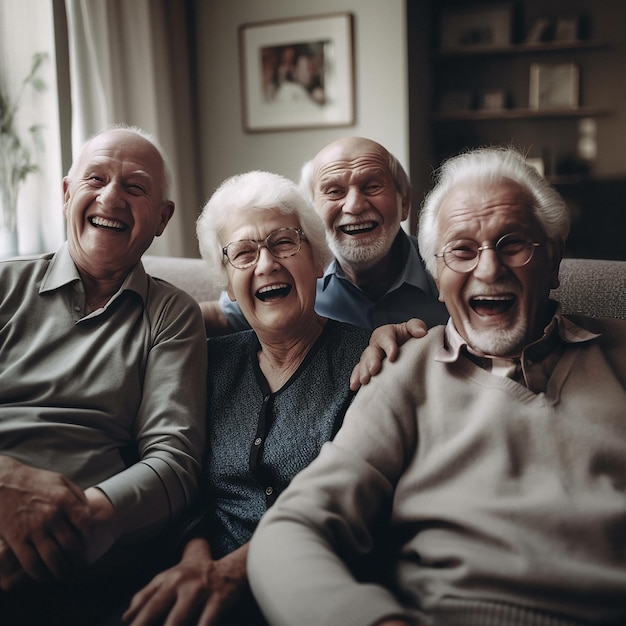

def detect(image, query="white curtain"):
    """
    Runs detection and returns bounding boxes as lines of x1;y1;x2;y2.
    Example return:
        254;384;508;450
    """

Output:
64;0;202;257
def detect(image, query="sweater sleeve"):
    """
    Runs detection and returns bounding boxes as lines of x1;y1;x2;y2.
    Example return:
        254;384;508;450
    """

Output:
248;342;426;626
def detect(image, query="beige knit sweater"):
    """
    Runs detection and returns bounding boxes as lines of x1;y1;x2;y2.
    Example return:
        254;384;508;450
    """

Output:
249;316;626;626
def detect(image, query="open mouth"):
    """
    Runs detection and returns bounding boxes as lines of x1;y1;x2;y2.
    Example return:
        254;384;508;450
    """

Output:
469;295;516;316
88;216;128;232
339;221;378;236
255;283;292;302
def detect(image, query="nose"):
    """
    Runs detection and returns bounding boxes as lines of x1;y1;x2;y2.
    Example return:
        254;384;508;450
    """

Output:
98;181;125;209
342;187;367;214
472;246;508;282
254;245;280;274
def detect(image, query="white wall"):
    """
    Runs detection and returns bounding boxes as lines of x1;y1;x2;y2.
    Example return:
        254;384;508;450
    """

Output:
195;0;409;203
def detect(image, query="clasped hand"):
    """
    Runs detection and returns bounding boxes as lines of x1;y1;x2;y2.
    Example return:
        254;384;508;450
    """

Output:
0;455;91;590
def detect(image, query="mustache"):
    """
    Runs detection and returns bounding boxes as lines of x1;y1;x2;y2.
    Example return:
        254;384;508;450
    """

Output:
463;279;518;299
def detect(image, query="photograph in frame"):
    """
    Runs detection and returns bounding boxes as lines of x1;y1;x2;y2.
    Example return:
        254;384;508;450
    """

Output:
529;62;580;110
439;4;512;52
239;13;354;132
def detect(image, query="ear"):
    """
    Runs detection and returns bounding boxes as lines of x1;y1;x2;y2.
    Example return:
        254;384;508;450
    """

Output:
400;191;411;222
155;200;175;237
62;177;70;218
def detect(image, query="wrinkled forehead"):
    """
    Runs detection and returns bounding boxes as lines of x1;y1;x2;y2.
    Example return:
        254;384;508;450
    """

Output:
438;178;541;238
313;142;390;185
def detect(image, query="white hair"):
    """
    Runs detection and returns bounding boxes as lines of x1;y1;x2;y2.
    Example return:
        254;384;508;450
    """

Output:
418;146;570;276
196;170;332;291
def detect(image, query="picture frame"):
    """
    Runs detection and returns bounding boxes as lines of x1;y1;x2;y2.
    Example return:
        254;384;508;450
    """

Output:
479;89;507;111
239;13;354;132
529;62;580;110
439;4;512;52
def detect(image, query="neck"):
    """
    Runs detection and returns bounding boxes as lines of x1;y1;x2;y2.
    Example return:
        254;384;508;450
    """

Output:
257;315;326;392
340;235;403;300
79;269;128;314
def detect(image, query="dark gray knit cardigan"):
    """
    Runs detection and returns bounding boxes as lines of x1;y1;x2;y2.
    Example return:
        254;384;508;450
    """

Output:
204;319;371;559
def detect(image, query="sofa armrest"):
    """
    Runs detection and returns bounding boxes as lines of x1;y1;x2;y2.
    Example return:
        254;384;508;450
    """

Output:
552;258;625;320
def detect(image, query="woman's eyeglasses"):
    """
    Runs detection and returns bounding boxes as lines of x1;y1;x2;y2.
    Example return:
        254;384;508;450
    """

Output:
222;227;306;269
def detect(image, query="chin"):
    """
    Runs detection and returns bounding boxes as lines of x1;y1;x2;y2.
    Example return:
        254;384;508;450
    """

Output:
464;320;528;357
330;238;388;269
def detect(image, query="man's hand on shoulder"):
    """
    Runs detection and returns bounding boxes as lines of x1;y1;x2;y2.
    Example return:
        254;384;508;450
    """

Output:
0;455;90;588
350;319;428;391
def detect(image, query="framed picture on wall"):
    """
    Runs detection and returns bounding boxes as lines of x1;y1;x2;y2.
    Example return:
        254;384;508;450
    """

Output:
239;13;354;132
439;4;512;52
529;62;579;109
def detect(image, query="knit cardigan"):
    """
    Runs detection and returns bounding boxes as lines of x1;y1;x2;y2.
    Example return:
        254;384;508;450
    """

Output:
248;315;626;626
204;319;370;559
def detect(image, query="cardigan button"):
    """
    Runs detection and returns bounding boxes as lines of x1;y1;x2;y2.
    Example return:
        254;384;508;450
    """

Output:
254;437;262;446
265;486;273;496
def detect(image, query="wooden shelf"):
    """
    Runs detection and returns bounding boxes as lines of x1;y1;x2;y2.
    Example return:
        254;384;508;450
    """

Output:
432;40;609;59
430;106;611;122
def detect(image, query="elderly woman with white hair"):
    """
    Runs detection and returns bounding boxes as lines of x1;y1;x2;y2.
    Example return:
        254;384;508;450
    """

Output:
123;171;371;626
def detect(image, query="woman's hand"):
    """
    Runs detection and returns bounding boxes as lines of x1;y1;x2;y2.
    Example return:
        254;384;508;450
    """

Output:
350;319;428;391
123;538;249;626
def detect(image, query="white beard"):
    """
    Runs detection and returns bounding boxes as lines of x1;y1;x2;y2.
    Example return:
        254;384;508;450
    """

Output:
464;317;528;357
327;234;390;270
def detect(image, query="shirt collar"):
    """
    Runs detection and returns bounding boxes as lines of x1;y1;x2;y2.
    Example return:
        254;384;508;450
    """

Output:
436;302;600;366
39;242;149;305
320;230;431;294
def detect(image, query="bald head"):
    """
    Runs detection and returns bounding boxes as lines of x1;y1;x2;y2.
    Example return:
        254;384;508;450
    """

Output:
298;136;412;274
300;137;411;206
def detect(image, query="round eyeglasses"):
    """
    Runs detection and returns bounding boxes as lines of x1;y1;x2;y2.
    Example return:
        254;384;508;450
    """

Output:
435;233;541;274
222;227;306;269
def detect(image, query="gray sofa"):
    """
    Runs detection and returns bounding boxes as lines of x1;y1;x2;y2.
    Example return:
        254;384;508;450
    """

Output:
142;256;626;321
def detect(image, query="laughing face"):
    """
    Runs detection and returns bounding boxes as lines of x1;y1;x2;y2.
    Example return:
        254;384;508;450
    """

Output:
222;208;322;338
63;129;174;278
311;137;409;271
435;178;561;357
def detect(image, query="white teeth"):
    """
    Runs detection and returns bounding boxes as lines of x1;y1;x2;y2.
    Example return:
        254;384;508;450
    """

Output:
258;283;288;294
90;216;126;230
472;295;512;301
341;222;375;232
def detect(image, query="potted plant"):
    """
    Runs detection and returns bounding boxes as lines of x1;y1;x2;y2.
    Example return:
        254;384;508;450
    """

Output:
0;52;46;257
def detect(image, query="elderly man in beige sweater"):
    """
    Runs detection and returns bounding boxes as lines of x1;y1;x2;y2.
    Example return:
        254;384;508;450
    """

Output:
247;146;626;626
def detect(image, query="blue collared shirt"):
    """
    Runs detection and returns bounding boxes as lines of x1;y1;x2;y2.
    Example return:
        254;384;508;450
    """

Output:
220;231;448;331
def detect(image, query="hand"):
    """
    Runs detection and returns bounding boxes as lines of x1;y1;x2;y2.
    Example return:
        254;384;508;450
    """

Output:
0;537;28;591
350;319;428;391
123;539;249;626
0;455;90;588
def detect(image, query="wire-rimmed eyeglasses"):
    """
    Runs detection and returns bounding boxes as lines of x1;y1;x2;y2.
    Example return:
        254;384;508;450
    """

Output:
435;233;541;274
222;227;306;269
